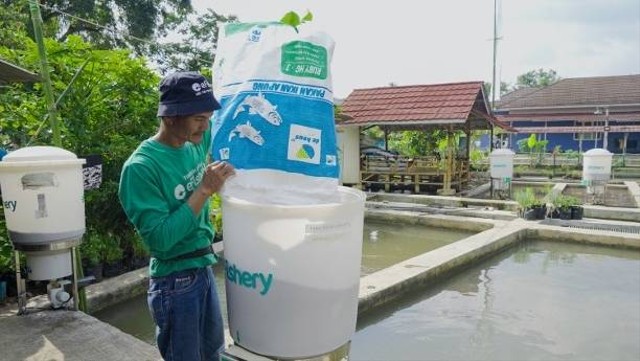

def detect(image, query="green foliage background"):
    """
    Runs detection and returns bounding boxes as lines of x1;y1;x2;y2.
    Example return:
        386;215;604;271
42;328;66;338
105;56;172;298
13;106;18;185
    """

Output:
0;32;159;270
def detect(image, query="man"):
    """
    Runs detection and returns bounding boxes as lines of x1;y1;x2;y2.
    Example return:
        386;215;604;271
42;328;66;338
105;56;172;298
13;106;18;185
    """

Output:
119;71;235;360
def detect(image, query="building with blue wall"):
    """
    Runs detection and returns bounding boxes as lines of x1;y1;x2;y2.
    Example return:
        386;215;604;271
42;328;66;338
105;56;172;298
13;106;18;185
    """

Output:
495;75;640;154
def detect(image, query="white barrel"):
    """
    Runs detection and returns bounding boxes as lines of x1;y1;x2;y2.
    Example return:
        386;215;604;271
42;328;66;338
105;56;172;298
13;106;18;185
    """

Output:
582;148;613;182
0;146;85;280
25;250;72;281
222;186;365;359
489;148;514;190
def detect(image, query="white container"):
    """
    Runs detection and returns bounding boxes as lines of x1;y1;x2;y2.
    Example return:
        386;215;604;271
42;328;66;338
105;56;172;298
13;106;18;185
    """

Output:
25;250;72;280
582;148;613;197
222;186;365;359
582;148;613;183
489;149;514;190
0;146;85;280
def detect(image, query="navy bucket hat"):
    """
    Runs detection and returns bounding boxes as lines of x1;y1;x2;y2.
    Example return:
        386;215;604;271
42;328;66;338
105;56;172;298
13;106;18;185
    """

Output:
157;71;221;117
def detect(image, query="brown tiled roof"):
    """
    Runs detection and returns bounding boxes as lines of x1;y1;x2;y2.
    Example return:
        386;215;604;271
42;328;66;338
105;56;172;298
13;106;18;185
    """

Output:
497;74;640;109
515;125;640;134
0;59;39;84
340;81;488;126
497;112;640;123
497;87;538;105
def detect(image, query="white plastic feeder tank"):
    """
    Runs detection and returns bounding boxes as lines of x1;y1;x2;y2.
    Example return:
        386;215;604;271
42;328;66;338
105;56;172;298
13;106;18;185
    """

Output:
489;148;515;190
0;146;86;280
582;148;613;195
222;187;365;359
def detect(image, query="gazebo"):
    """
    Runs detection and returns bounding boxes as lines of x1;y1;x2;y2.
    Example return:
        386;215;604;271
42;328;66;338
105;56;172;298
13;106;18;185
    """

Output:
338;81;511;194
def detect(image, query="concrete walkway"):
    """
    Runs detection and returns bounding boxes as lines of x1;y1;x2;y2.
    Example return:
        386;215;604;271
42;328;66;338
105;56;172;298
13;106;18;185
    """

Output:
0;307;160;361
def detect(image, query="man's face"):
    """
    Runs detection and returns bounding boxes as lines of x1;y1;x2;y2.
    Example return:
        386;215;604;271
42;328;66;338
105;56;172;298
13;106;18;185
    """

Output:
174;112;213;144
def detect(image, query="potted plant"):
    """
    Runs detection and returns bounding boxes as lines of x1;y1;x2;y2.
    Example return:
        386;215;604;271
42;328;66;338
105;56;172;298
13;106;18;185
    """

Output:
0;215;15;303
554;195;581;220
210;194;224;243
130;233;149;270
0;239;13;304
80;230;104;282
514;188;544;220
101;233;124;278
569;197;584;220
531;196;546;220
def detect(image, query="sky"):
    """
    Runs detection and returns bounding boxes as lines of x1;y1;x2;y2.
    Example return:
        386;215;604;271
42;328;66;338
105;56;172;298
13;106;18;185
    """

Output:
193;0;640;100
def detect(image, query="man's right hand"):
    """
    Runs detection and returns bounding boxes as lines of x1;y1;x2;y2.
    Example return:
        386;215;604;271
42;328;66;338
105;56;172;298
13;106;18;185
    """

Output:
199;161;236;196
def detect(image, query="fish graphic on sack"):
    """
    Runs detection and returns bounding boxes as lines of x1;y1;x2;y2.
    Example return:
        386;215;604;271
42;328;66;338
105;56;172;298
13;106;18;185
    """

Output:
229;121;264;146
233;93;283;126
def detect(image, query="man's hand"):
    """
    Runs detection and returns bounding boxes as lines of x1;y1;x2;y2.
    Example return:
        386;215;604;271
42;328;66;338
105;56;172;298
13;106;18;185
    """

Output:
199;161;235;196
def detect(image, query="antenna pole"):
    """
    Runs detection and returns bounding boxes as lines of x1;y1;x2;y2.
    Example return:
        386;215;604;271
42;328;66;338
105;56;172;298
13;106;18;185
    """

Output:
491;0;498;110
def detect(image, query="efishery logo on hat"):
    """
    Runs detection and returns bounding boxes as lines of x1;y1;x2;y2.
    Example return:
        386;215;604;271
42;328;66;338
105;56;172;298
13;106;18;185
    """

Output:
157;71;220;117
191;80;213;96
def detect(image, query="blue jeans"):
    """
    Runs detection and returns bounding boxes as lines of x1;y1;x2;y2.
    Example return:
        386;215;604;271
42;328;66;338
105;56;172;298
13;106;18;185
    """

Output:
148;266;224;361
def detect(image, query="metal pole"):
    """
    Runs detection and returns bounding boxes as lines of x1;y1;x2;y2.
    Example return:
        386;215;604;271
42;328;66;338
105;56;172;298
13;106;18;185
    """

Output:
490;126;494;151
622;132;628;167
28;0;61;146
491;0;498;110
71;247;80;311
15;251;26;315
603;107;609;150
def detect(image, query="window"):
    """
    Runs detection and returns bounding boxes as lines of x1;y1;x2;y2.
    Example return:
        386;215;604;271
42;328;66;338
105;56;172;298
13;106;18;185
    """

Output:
573;121;601;140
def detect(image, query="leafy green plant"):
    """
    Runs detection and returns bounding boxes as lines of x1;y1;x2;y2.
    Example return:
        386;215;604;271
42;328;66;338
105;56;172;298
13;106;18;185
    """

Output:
0;204;15;274
98;233;123;264
568;170;582;179
554;195;581;211
514;187;537;210
514;165;528;177
210;194;223;241
1;33;161;266
470;149;488;172
517;134;548;167
80;229;103;267
130;233;149;258
280;10;313;32
0;234;15;275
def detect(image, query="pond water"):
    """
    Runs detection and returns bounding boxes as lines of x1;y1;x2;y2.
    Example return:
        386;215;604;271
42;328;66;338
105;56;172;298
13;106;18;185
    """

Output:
350;240;640;361
361;220;474;276
93;264;227;345
94;220;474;345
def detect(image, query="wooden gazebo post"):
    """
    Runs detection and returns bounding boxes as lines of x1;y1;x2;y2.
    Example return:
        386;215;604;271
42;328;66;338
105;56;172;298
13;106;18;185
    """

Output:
438;128;456;196
465;125;471;184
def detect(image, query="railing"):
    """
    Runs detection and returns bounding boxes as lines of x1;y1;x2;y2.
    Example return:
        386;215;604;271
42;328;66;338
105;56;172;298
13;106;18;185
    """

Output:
477;153;640;168
359;155;469;193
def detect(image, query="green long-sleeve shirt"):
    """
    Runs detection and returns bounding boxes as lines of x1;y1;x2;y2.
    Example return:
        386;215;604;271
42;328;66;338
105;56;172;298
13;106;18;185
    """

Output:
119;122;216;277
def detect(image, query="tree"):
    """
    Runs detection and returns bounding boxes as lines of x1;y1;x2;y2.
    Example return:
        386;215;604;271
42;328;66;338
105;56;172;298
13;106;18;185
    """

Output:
1;0;237;72
152;9;237;72
483;81;512;100
0;32;159;249
515;68;559;89
388;130;448;157
2;0;192;49
0;0;32;49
